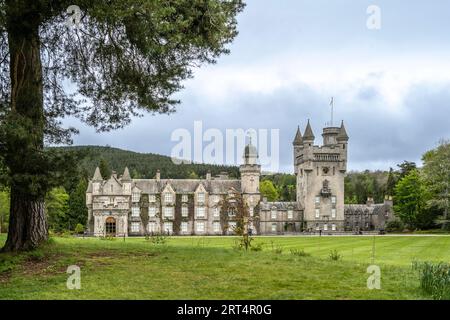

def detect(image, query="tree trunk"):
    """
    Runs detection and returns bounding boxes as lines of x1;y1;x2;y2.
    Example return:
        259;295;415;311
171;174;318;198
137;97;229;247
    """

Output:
2;4;47;252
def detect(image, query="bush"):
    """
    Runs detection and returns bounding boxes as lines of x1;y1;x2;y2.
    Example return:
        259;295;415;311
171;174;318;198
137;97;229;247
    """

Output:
386;220;404;233
250;242;264;252
413;261;450;300
290;248;311;257
150;234;167;245
74;224;84;235
329;249;342;261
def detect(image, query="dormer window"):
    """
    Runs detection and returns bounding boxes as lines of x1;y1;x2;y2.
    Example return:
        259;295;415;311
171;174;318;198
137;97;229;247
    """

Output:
197;192;205;203
164;193;173;203
132;193;140;202
110;185;113;193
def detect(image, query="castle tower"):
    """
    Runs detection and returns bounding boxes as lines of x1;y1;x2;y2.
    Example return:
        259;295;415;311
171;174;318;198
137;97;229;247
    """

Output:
294;120;348;232
240;141;261;233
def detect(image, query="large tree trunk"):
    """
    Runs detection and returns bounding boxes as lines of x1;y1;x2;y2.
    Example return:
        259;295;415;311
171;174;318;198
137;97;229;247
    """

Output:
2;3;47;252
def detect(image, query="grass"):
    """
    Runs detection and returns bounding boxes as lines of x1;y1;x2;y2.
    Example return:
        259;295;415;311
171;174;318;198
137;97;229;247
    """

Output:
0;234;449;300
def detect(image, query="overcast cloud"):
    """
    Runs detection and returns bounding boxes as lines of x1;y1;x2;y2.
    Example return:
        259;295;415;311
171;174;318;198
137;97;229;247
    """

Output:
64;0;450;173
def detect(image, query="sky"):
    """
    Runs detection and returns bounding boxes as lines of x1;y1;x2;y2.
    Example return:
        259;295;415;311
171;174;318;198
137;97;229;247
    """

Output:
65;0;450;173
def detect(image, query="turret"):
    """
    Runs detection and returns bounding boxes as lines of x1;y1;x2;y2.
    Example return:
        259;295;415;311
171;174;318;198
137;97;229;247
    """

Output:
337;121;349;171
293;126;304;167
92;167;102;195
240;141;261;194
303;119;315;145
121;167;132;194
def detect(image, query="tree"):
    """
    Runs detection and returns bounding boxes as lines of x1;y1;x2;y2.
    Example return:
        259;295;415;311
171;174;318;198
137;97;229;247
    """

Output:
398;161;417;180
67;178;88;230
46;187;70;232
260;180;279;202
0;188;10;233
393;169;431;229
422;140;450;230
99;158;111;180
0;0;244;251
386;167;397;197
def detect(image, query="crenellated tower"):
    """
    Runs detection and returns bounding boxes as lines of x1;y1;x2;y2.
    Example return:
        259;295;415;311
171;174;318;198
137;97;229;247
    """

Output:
294;120;349;232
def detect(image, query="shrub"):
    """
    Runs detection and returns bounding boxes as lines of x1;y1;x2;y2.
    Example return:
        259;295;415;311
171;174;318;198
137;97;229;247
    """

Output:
151;234;167;245
290;248;310;257
413;261;450;300
386;220;404;233
250;242;264;252
329;249;342;261
100;236;116;241
74;224;84;235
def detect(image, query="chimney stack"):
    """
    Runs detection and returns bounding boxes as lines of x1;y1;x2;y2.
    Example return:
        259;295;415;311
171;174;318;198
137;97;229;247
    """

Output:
156;169;161;181
206;171;211;181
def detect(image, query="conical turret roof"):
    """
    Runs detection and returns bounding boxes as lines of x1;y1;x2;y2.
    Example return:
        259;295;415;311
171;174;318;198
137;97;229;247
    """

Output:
337;120;349;141
303;120;315;141
93;167;103;181
122;167;132;181
292;126;303;145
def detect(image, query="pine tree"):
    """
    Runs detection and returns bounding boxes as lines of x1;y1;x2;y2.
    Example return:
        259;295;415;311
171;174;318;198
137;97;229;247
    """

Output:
0;0;244;251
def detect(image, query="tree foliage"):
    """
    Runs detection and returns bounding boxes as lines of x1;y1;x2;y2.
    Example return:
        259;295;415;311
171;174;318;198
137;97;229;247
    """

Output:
422;140;450;230
259;180;279;202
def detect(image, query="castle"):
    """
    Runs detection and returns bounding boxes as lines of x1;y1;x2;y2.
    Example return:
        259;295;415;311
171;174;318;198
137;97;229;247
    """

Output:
86;121;394;236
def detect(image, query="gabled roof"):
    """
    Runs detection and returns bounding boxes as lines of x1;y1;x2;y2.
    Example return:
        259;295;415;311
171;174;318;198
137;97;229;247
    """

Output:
303;120;315;141
132;178;242;194
292;126;303;145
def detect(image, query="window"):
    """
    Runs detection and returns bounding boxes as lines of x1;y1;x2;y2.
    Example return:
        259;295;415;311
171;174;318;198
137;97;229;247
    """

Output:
164;193;173;203
149;206;156;217
148;222;157;233
271;223;277;232
182;206;189;217
315;196;321;205
331;196;337;204
228;222;236;232
324;224;328;231
315;223;320;231
287;210;293;219
164;207;174;218
181;222;188;233
228;208;236;217
332;224;336;231
196;207;205;218
110;197;114;205
163;222;173;234
132;193;140;202
111;185;113;193
331;209;336;219
131;207;140;217
196;222;205;233
213;207;220;217
271;209;277;219
182;194;188;202
315;209;320;219
197;192;205;203
213;222;220;233
131;222;140;233
148;194;156;203
249;207;254;217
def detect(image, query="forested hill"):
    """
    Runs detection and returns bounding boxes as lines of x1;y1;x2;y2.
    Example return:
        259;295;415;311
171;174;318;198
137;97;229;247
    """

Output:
51;145;240;180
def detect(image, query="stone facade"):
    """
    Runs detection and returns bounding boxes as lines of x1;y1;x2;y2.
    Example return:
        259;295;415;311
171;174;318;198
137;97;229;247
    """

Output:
86;120;394;236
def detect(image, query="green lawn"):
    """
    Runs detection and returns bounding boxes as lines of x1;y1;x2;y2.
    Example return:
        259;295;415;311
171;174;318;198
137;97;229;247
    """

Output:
0;234;449;300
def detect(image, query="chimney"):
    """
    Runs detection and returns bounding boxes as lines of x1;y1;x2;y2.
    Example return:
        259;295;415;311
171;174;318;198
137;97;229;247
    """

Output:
366;197;374;206
156;169;161;181
206;171;211;181
112;171;117;179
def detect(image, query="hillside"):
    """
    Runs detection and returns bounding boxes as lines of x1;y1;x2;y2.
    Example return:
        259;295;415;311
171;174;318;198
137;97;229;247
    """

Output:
51;145;240;180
